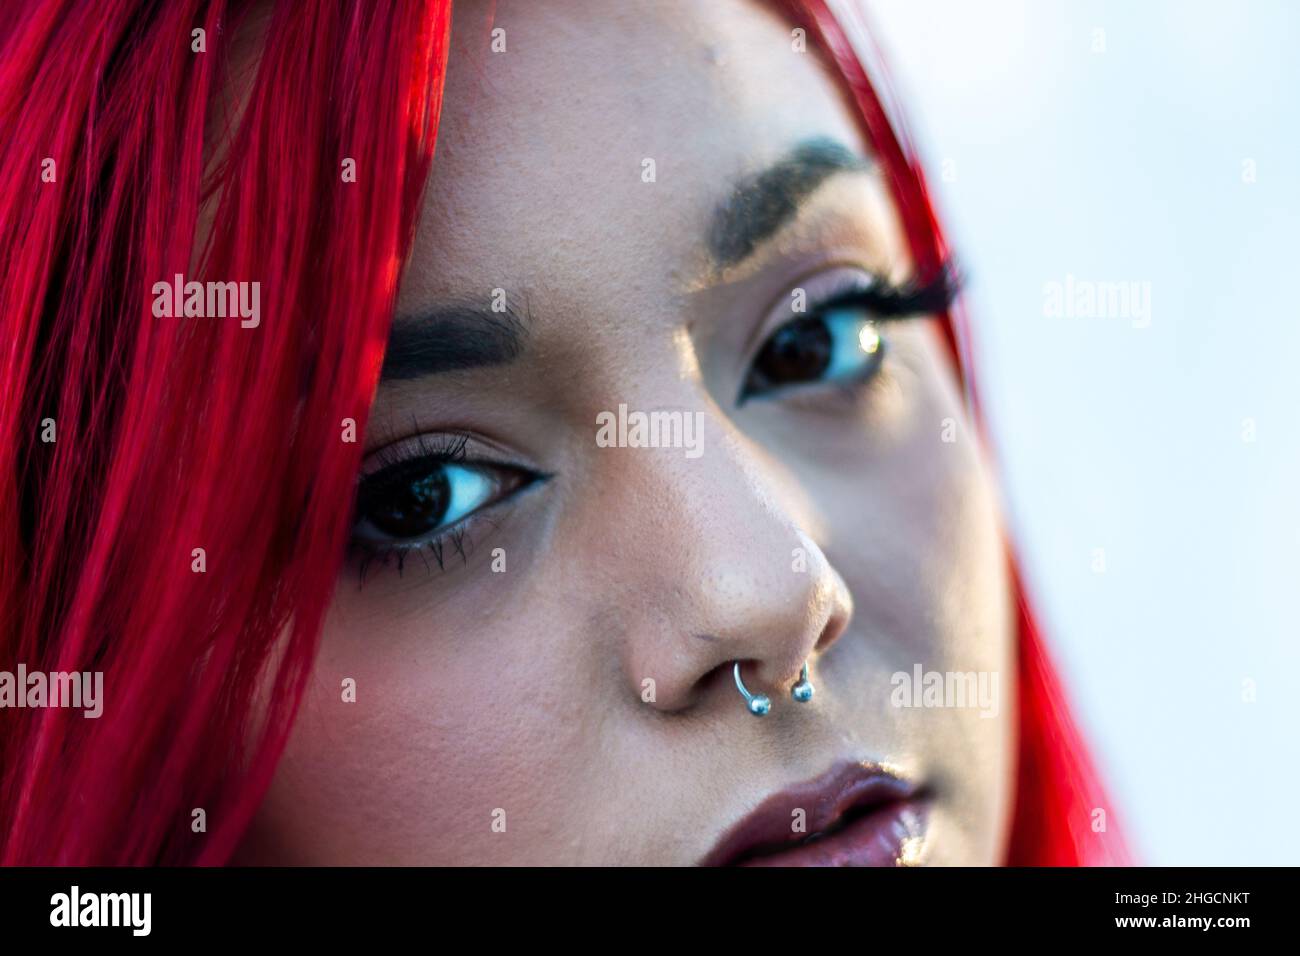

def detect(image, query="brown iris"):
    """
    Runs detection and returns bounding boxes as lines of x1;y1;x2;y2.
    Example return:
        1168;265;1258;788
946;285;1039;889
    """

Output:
366;469;452;539
745;316;833;396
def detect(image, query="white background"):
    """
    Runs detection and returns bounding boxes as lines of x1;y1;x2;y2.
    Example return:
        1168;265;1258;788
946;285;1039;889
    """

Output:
867;0;1300;864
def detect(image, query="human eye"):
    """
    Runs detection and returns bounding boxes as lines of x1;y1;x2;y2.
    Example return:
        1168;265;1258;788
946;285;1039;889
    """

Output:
350;433;541;578
739;266;957;404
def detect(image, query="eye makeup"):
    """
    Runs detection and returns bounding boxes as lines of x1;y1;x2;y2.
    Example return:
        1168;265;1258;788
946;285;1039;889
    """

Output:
808;262;960;320
737;262;959;405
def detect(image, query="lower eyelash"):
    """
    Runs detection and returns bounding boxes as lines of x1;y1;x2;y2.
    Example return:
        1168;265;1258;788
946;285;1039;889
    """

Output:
353;523;474;585
350;501;517;587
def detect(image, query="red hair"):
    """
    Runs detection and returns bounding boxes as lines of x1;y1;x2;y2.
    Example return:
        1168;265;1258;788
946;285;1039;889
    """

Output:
0;0;1125;865
0;0;449;864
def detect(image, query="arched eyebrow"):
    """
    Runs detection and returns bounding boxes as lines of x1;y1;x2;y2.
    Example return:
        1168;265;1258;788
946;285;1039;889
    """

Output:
708;136;873;269
380;298;529;382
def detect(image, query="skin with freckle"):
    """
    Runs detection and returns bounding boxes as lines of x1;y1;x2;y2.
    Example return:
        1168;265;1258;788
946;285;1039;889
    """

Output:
233;0;1016;866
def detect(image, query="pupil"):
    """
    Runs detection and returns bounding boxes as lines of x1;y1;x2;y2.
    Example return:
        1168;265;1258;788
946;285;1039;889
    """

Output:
371;469;451;538
755;317;832;385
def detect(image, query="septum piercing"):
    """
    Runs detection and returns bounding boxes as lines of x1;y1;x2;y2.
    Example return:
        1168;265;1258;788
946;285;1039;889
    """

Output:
791;660;815;703
733;660;814;716
733;662;771;716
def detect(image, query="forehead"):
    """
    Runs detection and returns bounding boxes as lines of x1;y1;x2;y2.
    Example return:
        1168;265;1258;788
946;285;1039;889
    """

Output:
398;0;871;317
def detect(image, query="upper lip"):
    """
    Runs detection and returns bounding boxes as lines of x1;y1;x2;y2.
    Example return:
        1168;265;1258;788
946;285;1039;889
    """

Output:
699;759;921;866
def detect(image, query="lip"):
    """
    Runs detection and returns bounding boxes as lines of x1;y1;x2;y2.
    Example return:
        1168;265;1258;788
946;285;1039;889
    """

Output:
700;760;929;867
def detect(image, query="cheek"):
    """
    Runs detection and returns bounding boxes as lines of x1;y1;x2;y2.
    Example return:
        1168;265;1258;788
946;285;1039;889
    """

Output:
253;594;604;864
808;330;1008;664
903;339;1016;864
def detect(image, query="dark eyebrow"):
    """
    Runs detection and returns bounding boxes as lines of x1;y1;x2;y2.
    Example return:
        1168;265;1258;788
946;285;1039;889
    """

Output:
708;137;872;268
380;298;529;382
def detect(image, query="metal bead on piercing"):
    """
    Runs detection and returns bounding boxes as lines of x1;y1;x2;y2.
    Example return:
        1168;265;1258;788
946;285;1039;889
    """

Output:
733;662;771;716
733;660;814;714
791;660;814;703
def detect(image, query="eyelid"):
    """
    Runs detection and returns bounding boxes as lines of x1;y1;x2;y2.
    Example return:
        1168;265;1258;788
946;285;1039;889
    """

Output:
358;431;469;481
358;430;539;481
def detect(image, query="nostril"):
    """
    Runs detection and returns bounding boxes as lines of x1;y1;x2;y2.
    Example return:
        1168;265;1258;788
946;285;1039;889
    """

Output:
790;660;815;703
813;616;845;655
812;578;853;656
690;657;736;707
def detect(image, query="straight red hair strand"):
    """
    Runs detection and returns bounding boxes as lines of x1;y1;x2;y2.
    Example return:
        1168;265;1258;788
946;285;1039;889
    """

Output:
0;0;450;865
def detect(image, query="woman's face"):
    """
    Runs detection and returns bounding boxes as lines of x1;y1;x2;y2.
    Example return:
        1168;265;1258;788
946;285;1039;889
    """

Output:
237;0;1015;865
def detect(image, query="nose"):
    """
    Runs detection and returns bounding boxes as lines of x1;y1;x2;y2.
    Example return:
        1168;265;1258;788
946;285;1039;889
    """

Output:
610;417;854;715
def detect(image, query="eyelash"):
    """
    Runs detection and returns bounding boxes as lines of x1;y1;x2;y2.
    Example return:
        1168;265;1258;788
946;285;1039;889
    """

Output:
816;262;960;320
354;524;476;584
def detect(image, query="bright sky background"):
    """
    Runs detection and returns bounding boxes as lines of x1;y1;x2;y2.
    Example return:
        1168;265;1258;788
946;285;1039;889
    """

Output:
866;0;1300;864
